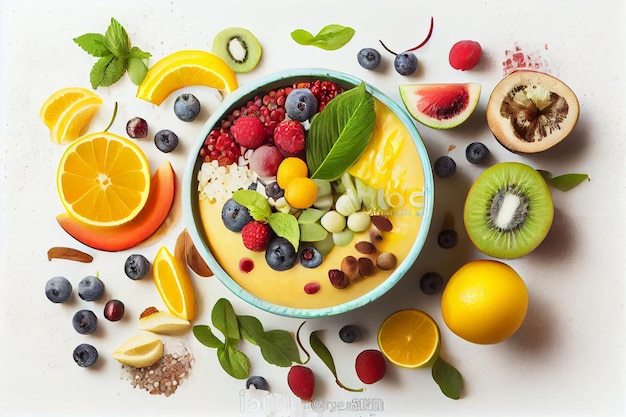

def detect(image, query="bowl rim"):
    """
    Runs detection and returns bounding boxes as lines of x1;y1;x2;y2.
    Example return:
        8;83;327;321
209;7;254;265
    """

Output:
182;67;434;318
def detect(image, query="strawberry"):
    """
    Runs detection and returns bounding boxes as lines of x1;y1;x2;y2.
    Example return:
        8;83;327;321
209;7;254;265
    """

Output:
273;120;305;156
241;221;272;252
355;349;386;384
287;365;315;401
230;115;267;149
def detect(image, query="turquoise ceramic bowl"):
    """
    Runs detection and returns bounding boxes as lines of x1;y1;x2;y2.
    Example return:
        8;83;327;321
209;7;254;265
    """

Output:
183;68;434;318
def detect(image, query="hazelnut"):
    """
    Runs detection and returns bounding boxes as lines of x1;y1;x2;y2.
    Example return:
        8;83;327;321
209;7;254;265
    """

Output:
328;269;349;289
370;215;393;232
376;252;397;270
355;241;376;254
357;257;375;277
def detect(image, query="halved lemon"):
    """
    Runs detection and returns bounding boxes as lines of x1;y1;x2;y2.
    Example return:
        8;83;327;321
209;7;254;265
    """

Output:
139;311;191;335
112;332;164;368
136;50;238;105
153;245;197;321
39;87;98;129
56;132;151;227
377;309;440;368
48;94;104;145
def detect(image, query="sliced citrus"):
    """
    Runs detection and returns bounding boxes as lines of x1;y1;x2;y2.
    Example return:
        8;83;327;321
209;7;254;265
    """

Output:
48;95;104;145
112;332;164;368
56;132;151;227
377;309;440;368
39;87;98;129
136;50;238;105
153;245;197;321
139;311;191;335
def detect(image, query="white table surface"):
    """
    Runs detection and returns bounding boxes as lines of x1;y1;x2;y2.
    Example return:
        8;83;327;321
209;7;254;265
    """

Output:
1;0;625;416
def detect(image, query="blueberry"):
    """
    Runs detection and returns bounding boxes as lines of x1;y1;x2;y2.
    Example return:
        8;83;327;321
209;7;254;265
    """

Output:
221;198;253;232
77;276;105;301
434;155;456;178
126;117;148;139
394;52;418;75
104;299;125;322
420;272;444;295
72;309;98;335
45;276;72;303
124;254;151;280
265;237;297;271
265;181;284;200
73;343;99;367
246;375;270;391
174;93;201;122
285;88;318;122
437;229;459;249
299;246;323;269
465;142;490;164
357;48;381;70
154;129;179;153
339;324;362;343
248;181;258;191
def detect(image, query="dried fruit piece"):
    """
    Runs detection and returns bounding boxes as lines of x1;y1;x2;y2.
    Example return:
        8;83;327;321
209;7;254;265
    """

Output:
47;247;93;263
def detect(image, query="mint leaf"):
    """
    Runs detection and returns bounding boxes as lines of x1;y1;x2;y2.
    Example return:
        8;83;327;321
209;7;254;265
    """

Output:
233;189;272;220
432;356;463;400
193;325;224;349
307;82;375;180
73;33;111;57
537;170;590;191
104;17;129;57
291;24;355;50
310;330;363;392
212;298;240;341
129;46;151;60
217;340;250;379
268;212;300;251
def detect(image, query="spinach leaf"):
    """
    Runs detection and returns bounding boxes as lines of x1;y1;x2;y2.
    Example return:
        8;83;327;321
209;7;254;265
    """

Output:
291;24;355;50
238;315;302;366
211;298;240;341
217;339;250;380
432;356;463;400
192;325;224;349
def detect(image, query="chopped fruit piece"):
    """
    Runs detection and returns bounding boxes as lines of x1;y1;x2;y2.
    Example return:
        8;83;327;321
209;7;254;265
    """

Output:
212;27;263;74
39;86;98;129
377;309;439;368
136;50;238;105
56;132;151;227
112;332;164;368
48;95;104;144
138;310;191;334
153;246;197;321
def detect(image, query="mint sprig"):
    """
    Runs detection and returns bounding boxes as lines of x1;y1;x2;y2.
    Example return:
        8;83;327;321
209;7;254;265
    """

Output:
73;17;151;89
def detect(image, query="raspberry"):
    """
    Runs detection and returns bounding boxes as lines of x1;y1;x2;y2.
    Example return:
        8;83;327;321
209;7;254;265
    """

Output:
355;349;386;384
230;116;268;149
273;120;306;156
287;365;315;401
241;221;272;252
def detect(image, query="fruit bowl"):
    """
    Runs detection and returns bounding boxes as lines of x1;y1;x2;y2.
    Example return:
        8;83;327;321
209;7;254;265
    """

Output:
183;68;434;318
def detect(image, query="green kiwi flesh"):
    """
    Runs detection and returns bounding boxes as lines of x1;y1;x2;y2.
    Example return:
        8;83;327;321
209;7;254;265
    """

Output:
212;27;262;73
464;162;553;258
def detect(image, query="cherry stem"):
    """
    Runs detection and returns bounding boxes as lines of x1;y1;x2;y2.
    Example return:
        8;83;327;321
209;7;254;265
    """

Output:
378;39;397;56
379;16;434;56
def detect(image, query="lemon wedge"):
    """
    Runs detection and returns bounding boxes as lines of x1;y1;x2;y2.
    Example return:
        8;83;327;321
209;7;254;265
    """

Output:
112;333;164;368
39;86;98;129
139;311;191;335
48;94;103;144
153;245;197;321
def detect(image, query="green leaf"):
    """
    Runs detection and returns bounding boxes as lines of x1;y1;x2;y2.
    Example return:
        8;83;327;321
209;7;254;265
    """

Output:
217;340;250;379
238;315;302;367
537;169;590;192
192;325;224;349
307;82;375;180
237;314;265;346
298;208;328;224
127;57;148;86
233;189;272;221
89;55;126;89
73;33;111;57
299;222;328;242
104;17;130;57
291;24;355;50
268;212;300;251
310;330;363;392
432;356;463;400
212;298;240;341
128;46;151;60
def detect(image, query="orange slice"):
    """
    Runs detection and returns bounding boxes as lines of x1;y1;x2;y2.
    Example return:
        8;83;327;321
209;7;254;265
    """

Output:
56;132;151;227
49;95;104;145
377;309;440;368
136;50;238;105
39;87;98;129
153;245;197;321
112;333;164;368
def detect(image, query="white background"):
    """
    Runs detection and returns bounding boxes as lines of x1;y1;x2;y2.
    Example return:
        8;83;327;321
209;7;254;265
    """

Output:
1;0;625;416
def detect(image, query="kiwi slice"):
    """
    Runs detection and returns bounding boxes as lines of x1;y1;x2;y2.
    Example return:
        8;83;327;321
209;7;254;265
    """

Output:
464;162;553;259
212;27;262;73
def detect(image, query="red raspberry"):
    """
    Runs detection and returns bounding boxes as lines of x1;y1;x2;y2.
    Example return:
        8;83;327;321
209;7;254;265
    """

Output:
355;349;386;384
273;120;306;156
287;365;315;401
230;116;267;149
241;221;272;252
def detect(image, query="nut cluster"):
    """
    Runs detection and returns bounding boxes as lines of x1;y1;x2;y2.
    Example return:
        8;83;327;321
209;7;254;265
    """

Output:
123;350;193;397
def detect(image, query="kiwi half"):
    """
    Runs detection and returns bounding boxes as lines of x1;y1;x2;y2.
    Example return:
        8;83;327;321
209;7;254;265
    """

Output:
212;27;262;73
464;162;553;259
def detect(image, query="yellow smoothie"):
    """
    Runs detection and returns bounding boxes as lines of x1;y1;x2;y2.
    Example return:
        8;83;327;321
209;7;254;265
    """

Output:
198;100;426;310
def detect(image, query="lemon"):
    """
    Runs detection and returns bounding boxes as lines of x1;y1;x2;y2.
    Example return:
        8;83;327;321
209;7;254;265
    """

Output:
377;309;440;368
153;245;197;321
56;132;151;226
139;311;191;335
39;86;98;129
136;50;238;105
441;260;528;344
276;157;309;189
48;94;103;145
112;332;164;368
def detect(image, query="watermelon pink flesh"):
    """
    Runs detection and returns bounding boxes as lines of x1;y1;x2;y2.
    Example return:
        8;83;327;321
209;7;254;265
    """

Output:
415;85;469;120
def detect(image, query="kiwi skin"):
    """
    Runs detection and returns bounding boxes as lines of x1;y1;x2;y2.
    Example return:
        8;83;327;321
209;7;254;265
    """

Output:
212;27;262;73
464;162;553;259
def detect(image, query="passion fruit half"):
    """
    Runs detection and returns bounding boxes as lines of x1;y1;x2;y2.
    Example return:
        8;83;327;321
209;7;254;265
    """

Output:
486;70;579;153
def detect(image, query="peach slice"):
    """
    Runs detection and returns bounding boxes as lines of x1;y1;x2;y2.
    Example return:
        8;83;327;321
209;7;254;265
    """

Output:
57;160;176;252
